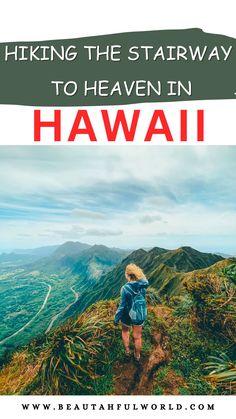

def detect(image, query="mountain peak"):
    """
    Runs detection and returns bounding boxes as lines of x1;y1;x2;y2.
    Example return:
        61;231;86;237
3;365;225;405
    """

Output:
176;246;224;259
128;248;147;258
90;244;110;251
179;246;194;251
176;246;197;254
148;246;169;256
53;241;91;258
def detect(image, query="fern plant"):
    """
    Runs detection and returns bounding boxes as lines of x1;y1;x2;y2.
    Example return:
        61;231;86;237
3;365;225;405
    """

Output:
40;304;116;394
204;353;236;392
185;269;236;342
221;264;236;285
146;287;162;305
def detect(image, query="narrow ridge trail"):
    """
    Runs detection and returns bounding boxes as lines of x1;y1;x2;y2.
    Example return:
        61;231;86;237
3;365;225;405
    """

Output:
113;305;175;395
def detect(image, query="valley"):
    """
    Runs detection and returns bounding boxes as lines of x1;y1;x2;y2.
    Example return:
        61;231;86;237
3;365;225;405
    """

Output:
0;240;235;395
0;241;129;359
0;281;52;345
0;241;233;358
0;270;78;359
45;286;79;334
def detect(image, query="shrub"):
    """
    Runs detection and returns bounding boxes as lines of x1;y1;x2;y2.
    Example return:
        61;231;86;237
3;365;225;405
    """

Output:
146;288;162;305
204;353;236;393
167;296;184;308
179;387;190;395
185;269;236;343
40;303;116;395
173;295;194;318
168;318;225;394
153;385;163;395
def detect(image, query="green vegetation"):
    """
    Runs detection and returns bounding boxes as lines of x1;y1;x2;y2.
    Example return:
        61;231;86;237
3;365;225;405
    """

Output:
84;246;224;310
172;295;193;318
0;242;129;362
146;287;162;305
0;270;80;359
40;302;117;395
153;386;164;395
168;318;223;394
0;296;169;395
185;268;236;343
179;387;191;395
152;263;236;395
204;353;236;392
0;244;235;395
181;263;236;394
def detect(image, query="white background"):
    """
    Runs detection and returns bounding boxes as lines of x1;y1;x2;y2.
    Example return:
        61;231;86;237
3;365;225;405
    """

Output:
0;0;235;145
0;1;235;417
0;396;235;418
1;0;236;40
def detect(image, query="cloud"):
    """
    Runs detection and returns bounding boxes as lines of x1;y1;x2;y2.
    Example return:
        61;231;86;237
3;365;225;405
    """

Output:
1;146;236;253
50;225;123;239
84;228;123;237
53;225;85;240
72;208;107;220
139;214;167;224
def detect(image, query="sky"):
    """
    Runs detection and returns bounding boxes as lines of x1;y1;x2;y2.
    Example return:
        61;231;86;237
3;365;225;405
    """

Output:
0;146;235;255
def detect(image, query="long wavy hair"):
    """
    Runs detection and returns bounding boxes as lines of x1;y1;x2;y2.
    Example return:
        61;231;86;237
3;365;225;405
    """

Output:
125;263;145;281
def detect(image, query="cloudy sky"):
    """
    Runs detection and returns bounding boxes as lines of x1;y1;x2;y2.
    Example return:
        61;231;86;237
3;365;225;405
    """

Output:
0;146;236;254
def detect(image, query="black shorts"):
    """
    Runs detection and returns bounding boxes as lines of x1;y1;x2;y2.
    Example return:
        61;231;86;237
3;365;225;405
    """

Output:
120;311;144;327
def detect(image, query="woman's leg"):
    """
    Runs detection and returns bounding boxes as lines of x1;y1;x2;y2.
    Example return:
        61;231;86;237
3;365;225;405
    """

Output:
133;325;142;359
121;324;130;354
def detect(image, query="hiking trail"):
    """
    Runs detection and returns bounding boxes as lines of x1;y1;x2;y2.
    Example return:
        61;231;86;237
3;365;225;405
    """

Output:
113;305;185;395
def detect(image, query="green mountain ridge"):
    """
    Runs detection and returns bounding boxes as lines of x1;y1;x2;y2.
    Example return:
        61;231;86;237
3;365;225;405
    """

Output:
0;243;227;371
0;260;235;396
29;242;129;277
70;245;224;317
52;241;91;258
0;242;130;358
0;245;59;271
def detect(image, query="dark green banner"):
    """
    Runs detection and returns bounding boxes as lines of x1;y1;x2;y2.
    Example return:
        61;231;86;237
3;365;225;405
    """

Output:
0;28;235;106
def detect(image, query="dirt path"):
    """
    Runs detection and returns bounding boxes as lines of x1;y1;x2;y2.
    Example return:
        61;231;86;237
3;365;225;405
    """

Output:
113;305;174;395
113;330;171;395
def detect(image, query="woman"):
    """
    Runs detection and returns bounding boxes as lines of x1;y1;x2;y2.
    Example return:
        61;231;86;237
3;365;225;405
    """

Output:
114;263;149;363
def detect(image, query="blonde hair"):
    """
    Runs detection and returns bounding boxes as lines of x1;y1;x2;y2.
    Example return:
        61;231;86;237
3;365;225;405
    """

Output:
125;263;145;281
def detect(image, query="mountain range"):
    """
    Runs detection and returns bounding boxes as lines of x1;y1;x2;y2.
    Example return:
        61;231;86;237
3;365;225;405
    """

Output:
67;244;225;316
1;240;234;357
28;241;130;281
0;244;59;270
0;240;235;396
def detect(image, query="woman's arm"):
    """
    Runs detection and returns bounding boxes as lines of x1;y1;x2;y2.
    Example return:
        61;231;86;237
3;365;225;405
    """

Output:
114;287;127;324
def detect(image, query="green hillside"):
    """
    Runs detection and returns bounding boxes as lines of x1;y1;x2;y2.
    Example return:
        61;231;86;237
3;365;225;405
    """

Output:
0;262;235;396
0;242;230;382
29;242;129;278
71;246;224;315
0;242;129;360
72;244;129;280
0;245;59;272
